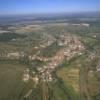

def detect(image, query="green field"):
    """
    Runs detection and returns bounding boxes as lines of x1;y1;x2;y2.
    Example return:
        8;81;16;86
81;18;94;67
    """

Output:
0;61;30;100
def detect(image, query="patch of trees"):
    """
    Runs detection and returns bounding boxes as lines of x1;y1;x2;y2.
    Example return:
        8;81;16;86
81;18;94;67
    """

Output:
39;41;62;57
0;33;27;42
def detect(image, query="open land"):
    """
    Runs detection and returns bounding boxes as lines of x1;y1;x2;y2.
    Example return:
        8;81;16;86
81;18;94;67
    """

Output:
0;13;100;100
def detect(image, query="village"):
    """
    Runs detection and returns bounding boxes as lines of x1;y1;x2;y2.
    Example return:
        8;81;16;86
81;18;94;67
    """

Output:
0;33;85;84
0;33;86;85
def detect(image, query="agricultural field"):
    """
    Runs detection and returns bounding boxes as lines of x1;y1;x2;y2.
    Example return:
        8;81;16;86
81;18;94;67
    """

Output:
0;61;34;100
0;14;100;100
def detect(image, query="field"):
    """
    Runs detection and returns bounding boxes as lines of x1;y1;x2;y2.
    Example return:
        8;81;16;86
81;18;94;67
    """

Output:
0;15;100;100
0;61;31;100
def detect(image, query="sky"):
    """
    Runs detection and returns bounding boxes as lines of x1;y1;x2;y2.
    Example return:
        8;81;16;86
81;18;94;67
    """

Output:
0;0;99;15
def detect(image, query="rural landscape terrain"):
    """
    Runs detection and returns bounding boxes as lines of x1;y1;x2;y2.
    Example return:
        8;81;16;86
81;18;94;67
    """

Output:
0;12;100;100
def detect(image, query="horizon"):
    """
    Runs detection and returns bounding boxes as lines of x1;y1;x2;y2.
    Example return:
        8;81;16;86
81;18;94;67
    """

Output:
0;11;100;18
0;0;99;16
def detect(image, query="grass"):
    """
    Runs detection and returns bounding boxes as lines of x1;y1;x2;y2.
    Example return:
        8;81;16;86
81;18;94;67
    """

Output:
57;67;79;92
56;55;87;100
49;79;79;100
0;61;33;100
88;71;100;97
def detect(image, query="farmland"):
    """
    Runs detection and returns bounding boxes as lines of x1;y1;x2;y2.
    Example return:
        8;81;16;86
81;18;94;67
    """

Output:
0;13;100;100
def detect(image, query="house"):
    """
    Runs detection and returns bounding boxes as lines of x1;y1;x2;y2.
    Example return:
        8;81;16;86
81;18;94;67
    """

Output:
7;52;20;59
81;23;90;27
